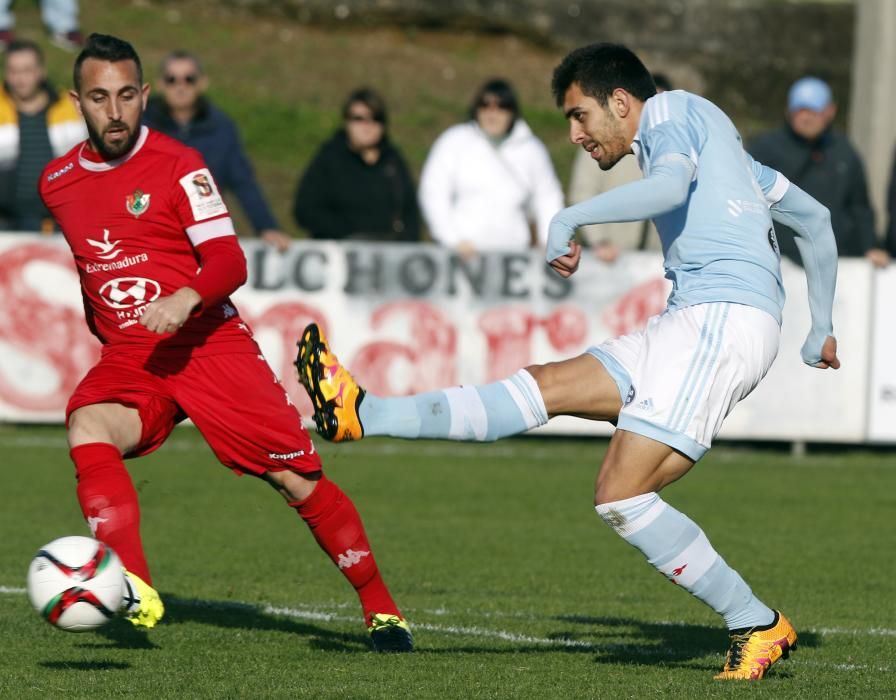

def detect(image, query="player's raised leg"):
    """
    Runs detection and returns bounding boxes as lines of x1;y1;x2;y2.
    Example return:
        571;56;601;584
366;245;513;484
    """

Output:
295;322;621;443
67;401;165;629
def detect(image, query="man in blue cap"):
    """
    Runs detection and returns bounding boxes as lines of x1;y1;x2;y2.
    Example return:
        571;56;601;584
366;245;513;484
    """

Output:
749;76;888;267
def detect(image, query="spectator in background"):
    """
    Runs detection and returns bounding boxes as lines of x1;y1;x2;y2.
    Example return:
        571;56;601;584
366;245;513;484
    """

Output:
293;87;419;242
419;78;563;255
886;149;896;257
567;73;671;262
0;0;83;51
0;39;85;231
749;76;888;267
143;50;292;252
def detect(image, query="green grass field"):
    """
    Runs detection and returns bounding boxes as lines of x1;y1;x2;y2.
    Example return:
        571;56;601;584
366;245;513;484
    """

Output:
0;425;893;699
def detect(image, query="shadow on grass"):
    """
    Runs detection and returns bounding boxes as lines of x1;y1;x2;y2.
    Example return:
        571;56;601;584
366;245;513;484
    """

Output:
159;594;371;652
73;618;161;651
553;615;818;672
39;660;130;671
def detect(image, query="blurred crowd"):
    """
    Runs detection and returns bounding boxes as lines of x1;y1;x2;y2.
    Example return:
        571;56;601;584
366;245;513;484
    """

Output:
3;18;896;269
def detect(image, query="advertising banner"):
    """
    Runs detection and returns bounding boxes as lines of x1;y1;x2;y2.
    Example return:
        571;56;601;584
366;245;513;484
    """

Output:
0;234;873;445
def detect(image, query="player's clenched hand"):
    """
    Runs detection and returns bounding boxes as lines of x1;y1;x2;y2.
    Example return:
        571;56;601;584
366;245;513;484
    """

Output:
139;287;202;334
549;240;582;278
814;335;841;370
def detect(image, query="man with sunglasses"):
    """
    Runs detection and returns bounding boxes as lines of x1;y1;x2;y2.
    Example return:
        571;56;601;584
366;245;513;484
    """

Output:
143;50;292;252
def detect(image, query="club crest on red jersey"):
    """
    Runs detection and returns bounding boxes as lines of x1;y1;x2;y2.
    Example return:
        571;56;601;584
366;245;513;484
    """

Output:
126;189;151;217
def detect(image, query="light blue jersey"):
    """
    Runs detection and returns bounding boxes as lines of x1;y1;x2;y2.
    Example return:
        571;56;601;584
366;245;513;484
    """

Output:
548;89;837;365
634;90;785;322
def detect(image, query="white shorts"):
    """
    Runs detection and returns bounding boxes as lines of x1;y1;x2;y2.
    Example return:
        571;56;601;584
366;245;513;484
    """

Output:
588;302;780;460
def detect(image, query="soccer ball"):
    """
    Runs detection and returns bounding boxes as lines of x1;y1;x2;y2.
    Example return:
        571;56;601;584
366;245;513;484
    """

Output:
26;536;124;632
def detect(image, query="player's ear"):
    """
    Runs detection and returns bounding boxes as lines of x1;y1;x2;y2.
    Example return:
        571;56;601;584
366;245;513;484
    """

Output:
610;88;631;119
141;82;150;109
69;89;83;117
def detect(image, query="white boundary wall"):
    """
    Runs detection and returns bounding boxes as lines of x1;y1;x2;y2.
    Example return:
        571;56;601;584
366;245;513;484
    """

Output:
0;234;882;444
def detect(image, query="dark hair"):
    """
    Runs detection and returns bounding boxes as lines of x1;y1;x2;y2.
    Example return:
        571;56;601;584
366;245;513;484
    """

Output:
551;43;656;107
4;39;44;65
73;33;142;93
652;72;673;93
468;78;520;135
159;49;203;77
342;87;388;126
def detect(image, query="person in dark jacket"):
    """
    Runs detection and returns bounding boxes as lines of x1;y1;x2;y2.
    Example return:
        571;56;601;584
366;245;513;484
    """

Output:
293;88;420;241
748;76;888;267
143;50;292;252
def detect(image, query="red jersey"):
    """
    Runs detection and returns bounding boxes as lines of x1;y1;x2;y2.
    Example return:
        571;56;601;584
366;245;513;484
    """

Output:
40;127;251;356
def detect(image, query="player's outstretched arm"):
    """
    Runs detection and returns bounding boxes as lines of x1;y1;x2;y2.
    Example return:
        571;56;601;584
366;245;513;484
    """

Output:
546;154;695;268
769;183;839;368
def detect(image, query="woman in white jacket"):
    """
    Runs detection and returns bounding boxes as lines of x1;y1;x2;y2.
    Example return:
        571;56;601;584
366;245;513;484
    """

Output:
419;79;564;255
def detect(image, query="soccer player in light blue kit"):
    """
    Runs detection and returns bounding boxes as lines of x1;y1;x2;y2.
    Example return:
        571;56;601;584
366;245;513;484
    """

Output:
295;43;839;680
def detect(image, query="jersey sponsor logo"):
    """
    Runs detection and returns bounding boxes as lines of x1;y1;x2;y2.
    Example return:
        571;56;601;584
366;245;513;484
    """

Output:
179;168;227;221
85;229;123;260
126;189;151;217
46;162;73;182
85;253;149;274
727;198;766;218
336;548;370;570
98;276;161;309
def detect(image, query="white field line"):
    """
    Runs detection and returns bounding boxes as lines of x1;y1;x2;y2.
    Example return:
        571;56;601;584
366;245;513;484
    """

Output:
2;585;894;648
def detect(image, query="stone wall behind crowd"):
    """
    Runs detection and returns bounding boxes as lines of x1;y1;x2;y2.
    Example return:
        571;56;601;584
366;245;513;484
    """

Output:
218;0;855;124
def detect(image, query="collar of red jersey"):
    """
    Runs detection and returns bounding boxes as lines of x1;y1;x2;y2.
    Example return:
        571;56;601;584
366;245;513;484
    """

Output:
78;125;149;172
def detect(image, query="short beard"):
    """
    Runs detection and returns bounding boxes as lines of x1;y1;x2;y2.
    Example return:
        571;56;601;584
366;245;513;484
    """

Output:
84;117;141;160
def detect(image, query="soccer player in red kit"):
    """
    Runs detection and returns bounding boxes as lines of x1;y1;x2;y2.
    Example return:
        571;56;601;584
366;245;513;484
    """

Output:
39;33;412;652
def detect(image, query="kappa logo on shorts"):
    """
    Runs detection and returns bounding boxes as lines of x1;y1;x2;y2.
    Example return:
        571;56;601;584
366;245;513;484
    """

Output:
268;450;306;460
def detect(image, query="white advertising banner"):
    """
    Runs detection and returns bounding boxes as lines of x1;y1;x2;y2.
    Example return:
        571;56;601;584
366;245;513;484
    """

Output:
720;258;870;443
0;234;874;445
867;267;896;442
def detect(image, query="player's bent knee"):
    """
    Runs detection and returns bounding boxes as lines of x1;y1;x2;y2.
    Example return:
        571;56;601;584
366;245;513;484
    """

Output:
264;468;319;503
68;404;138;451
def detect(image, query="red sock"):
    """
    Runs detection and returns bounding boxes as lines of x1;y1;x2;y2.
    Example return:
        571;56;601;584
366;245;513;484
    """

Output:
70;442;152;585
291;476;400;625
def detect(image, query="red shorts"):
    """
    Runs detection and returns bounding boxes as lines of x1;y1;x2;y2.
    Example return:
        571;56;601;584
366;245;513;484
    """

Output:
66;345;322;476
